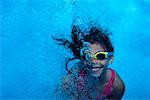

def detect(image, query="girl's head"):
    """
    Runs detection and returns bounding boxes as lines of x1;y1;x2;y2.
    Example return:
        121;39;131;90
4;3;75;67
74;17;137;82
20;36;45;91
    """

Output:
81;27;114;77
52;24;114;77
82;42;114;77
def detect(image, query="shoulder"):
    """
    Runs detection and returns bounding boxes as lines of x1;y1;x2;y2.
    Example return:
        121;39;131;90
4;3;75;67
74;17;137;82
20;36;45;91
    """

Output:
109;69;125;99
62;63;81;86
61;63;84;94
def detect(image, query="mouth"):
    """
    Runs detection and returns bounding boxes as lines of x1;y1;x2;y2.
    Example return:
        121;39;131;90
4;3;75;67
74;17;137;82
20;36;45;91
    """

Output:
91;67;101;73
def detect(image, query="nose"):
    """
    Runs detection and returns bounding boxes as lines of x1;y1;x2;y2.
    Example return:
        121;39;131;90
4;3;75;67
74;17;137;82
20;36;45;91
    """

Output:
90;58;101;67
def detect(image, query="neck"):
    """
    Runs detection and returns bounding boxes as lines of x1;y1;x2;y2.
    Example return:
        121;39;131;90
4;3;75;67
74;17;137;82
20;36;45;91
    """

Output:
98;68;109;84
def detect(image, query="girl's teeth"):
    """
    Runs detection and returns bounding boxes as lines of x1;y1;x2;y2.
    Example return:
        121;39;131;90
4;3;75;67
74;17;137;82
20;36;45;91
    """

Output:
92;68;100;71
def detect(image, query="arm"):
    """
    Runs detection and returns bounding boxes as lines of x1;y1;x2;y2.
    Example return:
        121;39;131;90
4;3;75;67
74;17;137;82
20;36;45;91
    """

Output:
61;67;80;98
61;73;72;91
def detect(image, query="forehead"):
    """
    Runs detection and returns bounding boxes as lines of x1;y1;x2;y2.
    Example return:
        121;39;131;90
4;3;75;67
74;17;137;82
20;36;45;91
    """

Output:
88;42;106;53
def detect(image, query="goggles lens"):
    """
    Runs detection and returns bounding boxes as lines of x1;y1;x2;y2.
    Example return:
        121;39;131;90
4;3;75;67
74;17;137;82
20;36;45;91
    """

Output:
93;52;113;60
95;53;106;60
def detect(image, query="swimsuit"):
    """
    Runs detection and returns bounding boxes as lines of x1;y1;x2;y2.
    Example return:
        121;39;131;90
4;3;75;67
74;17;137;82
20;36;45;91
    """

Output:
78;68;115;100
95;68;115;99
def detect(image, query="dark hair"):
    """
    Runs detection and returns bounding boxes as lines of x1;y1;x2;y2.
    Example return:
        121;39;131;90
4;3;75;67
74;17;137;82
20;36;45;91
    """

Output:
84;26;114;52
52;25;114;73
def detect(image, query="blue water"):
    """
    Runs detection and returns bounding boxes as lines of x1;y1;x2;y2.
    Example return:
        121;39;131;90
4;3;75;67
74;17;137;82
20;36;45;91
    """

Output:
1;0;150;99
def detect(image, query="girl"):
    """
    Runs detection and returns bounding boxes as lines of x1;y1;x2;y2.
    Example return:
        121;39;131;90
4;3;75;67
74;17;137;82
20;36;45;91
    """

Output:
52;25;125;100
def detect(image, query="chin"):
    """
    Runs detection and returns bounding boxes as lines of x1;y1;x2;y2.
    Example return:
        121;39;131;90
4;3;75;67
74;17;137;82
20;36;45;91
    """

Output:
91;68;103;77
92;73;101;77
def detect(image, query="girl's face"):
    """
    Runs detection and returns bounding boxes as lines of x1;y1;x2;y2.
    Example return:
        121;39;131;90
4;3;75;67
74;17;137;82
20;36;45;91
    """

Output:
87;42;114;77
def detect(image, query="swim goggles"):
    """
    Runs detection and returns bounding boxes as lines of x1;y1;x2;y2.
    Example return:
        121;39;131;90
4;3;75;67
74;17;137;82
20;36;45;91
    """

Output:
80;42;113;60
85;51;113;60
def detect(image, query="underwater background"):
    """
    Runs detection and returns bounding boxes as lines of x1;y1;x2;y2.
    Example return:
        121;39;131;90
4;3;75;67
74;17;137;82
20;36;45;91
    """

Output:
1;0;150;99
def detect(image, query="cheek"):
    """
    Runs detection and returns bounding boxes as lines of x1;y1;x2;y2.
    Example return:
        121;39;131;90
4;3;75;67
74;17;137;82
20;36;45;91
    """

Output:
100;60;109;66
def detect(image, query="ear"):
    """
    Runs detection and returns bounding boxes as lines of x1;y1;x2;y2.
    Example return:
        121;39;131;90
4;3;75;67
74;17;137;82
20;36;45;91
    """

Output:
109;56;114;64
